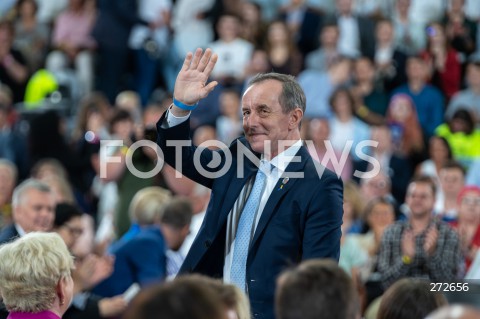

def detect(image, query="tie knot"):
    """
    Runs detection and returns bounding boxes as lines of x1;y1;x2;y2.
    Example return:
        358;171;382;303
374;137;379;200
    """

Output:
259;160;273;176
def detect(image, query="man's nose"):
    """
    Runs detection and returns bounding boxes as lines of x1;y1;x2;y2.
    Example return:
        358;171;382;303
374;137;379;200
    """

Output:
245;112;258;127
40;207;53;217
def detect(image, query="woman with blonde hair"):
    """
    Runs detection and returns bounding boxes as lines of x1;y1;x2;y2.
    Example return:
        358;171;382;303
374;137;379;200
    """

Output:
0;232;74;319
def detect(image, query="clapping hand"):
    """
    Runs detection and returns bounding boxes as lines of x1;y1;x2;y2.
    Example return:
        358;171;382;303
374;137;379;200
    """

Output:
401;229;416;258
423;225;438;256
172;48;218;115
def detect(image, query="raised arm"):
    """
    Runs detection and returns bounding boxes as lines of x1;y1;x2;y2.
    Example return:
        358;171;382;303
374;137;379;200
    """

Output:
171;48;219;117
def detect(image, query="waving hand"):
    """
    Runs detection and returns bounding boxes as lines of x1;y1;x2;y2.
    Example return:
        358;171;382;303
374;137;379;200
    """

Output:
173;48;218;114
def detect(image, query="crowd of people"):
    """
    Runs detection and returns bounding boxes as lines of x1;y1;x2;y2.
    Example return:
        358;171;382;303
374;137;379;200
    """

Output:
1;0;480;318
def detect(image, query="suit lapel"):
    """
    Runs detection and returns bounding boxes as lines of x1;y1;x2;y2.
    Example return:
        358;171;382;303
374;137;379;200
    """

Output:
250;146;309;248
216;147;259;229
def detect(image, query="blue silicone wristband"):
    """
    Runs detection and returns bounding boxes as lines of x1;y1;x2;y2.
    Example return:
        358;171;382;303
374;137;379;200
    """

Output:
173;98;198;111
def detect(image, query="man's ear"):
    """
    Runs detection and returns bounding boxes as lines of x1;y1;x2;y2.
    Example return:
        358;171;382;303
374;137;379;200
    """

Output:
289;108;303;129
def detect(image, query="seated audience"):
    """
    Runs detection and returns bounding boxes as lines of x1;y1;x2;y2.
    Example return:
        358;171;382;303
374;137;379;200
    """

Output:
350;56;389;124
420;22;461;101
0;88;29;179
392;56;444;140
376;278;447;319
377;176;461;289
392;0;426;55
327;87;370;161
304;22;341;72
0;232;74;319
216;88;243;146
0;21;29;103
450;186;480;274
435;160;466;220
348;197;396;308
307;117;353;181
13;0;50;72
47;0;96;96
0;178;55;244
0;159;17;227
386;93;424;158
122;276;226;319
436;109;480;169
466;159;480;187
446;59;480;123
275;259;360;319
161;197;193;278
373;19;408;93
365;125;412;204
53;202;127;319
183;275;251;319
263;20;302;76
298;57;352;119
442;0;477;60
208;14;253;86
359;172;397;210
93;187;172;297
417;136;453;194
342;181;366;234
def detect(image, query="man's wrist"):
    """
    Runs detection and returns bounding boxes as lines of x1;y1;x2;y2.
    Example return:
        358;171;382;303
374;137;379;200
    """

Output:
173;97;198;111
169;103;191;118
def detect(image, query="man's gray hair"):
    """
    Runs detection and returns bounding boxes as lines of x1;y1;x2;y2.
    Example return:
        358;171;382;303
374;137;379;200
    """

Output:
248;73;306;114
12;178;51;208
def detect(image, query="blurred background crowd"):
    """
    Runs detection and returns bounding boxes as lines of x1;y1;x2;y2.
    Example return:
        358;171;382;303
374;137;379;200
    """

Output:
1;0;480;318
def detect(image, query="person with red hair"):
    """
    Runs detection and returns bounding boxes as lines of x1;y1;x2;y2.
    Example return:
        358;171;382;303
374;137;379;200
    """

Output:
386;93;424;157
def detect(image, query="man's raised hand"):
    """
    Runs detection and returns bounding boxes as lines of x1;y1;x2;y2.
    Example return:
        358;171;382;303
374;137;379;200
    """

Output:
173;48;218;107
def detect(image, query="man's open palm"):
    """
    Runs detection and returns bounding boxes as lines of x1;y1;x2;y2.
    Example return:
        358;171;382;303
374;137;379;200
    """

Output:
174;48;218;105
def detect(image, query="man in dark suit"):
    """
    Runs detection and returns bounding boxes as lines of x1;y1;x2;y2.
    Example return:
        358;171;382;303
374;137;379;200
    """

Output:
0;179;55;244
156;48;343;319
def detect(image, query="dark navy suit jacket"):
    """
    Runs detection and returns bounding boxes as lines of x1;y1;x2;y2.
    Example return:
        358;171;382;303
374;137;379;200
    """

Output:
0;224;19;245
157;113;343;319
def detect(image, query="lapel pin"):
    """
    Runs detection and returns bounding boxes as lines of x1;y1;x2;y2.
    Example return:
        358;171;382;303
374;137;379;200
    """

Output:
279;177;289;190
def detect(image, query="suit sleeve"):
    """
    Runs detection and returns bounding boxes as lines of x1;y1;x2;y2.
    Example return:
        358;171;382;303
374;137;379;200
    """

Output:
302;173;343;261
129;239;166;286
156;111;231;189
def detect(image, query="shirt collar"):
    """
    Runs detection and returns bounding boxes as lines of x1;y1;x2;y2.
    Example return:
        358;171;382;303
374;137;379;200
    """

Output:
14;223;26;237
263;140;303;175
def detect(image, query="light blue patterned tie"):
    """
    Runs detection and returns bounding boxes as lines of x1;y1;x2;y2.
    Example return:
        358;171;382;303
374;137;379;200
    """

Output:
230;161;269;291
